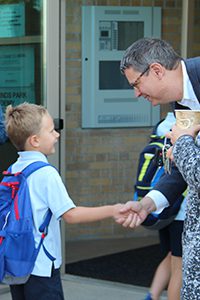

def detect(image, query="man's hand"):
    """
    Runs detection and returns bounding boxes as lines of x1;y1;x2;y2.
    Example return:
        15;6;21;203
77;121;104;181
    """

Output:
115;197;156;228
116;201;147;228
113;203;144;226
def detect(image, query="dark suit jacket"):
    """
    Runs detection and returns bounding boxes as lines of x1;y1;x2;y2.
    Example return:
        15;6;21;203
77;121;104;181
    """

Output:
153;57;200;205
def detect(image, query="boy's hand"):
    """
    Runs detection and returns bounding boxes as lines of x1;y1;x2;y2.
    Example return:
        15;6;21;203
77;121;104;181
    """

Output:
113;203;130;223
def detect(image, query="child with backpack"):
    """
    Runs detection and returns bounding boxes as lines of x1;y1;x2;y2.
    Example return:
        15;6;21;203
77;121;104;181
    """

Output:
1;103;126;300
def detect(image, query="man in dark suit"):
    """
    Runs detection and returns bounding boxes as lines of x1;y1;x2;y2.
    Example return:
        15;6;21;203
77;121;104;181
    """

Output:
118;37;200;224
117;37;200;300
0;105;7;144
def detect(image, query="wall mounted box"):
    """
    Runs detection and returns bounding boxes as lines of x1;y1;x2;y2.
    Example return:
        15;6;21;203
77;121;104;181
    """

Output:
82;6;161;128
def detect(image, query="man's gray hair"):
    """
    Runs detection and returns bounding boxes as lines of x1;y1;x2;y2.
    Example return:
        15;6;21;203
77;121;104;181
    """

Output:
120;38;181;74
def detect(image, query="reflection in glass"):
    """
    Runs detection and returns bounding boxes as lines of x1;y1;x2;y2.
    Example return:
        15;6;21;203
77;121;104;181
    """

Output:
0;0;44;110
99;61;131;90
99;20;144;51
0;0;45;175
118;21;144;50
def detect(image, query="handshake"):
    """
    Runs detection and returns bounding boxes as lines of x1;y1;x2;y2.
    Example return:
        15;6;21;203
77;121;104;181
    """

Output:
113;197;156;228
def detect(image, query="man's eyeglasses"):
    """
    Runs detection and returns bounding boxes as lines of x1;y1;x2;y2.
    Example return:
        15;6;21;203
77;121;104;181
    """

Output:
130;65;150;89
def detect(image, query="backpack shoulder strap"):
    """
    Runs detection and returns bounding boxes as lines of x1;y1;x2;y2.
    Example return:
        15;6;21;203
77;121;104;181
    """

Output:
22;161;55;261
22;161;52;178
6;165;13;173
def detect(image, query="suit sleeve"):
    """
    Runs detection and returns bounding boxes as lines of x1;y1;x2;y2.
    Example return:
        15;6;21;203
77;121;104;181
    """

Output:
153;163;187;206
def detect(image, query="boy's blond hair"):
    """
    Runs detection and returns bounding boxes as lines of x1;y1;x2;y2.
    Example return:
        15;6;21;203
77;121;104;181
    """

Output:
5;102;47;151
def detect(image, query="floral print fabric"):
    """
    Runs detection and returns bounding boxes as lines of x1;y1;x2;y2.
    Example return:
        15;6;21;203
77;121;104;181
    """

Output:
173;135;200;299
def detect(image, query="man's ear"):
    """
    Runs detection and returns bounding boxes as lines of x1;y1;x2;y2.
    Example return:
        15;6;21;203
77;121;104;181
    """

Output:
28;134;40;148
150;63;164;79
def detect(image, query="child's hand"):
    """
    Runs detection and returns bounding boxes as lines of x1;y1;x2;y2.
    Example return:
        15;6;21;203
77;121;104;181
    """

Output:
113;203;129;223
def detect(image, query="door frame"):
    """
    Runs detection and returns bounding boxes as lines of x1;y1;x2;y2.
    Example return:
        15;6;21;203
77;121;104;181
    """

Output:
45;0;66;273
44;0;66;172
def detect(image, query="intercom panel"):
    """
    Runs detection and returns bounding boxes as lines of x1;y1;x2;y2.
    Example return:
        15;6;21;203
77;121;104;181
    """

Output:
82;6;161;128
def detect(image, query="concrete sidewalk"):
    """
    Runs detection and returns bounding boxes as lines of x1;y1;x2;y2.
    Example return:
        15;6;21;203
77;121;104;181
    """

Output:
1;274;167;300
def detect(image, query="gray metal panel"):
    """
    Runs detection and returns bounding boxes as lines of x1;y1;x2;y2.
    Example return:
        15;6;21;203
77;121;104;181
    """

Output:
152;7;161;37
82;6;161;128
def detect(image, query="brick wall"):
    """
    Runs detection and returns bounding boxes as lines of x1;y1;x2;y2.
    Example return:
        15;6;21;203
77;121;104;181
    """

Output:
65;0;183;241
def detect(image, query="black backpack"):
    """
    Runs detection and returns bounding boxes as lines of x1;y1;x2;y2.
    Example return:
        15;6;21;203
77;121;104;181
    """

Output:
133;121;185;230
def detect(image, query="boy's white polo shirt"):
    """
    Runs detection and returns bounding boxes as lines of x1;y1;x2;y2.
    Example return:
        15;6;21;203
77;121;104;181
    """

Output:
11;151;76;277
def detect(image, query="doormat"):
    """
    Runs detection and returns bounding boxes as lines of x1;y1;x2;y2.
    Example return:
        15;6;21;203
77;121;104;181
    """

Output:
66;244;165;287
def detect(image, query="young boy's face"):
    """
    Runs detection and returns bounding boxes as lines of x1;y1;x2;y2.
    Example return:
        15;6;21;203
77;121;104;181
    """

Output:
36;112;60;156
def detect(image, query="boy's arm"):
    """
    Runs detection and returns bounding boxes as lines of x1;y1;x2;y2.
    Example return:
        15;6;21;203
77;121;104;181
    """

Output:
62;204;127;224
43;168;130;224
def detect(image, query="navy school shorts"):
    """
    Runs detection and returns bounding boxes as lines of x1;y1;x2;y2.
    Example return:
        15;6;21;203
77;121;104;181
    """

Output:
159;220;184;257
10;267;64;300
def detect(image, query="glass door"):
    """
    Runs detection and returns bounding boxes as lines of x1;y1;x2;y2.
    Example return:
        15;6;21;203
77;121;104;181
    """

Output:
0;0;65;175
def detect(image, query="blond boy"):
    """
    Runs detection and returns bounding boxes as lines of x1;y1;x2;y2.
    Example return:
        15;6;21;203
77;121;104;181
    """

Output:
5;103;125;300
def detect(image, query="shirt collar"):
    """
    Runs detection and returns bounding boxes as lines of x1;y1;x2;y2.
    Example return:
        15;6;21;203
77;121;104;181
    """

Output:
177;61;200;110
17;151;48;163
